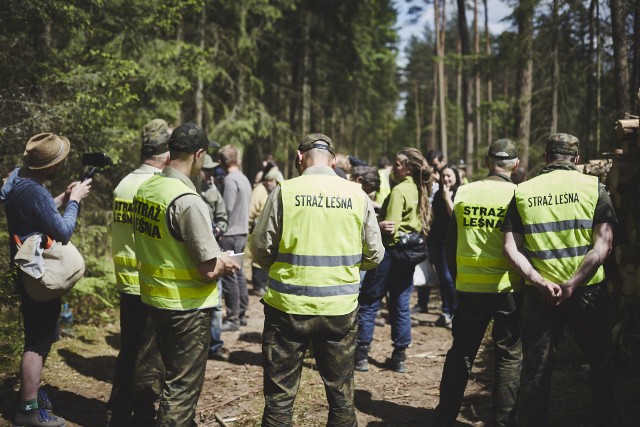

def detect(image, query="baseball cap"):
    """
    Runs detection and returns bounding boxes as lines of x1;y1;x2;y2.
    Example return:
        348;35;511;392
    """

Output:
298;133;335;156
202;154;219;170
168;123;220;153
141;118;170;155
488;139;518;160
545;133;579;156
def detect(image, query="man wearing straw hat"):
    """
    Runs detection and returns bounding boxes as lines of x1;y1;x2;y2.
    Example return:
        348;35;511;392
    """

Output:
2;133;92;427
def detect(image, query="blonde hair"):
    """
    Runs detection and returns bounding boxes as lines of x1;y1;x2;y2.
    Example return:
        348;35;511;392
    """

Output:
397;147;434;237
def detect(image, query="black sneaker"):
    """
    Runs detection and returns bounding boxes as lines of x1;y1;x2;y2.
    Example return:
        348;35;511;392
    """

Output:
388;349;407;374
354;345;370;372
239;317;248;327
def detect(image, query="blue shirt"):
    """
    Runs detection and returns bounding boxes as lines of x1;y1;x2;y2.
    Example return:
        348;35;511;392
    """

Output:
1;168;80;256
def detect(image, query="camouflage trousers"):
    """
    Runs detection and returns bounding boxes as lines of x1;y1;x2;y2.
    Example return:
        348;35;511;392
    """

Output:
151;306;213;427
107;293;164;427
261;304;358;427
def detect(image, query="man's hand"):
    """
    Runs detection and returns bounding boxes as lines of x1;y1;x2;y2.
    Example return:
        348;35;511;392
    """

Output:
218;251;240;276
379;220;395;235
534;280;563;305
558;282;577;304
69;178;92;202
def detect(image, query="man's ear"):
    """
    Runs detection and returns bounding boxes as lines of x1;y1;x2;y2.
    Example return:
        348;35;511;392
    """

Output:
574;154;580;165
330;156;337;168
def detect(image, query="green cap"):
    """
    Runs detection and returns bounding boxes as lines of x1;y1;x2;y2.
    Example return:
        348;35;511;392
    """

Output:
545;133;579;156
488;138;518;160
298;133;335;156
141;118;170;155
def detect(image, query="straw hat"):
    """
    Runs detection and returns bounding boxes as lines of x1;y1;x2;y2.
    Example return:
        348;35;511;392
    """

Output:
24;133;71;170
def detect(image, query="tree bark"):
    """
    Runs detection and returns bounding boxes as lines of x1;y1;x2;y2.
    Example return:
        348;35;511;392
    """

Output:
609;0;630;115
457;0;474;175
474;0;481;172
195;6;206;128
633;0;640;113
483;0;493;145
550;0;559;134
514;0;536;170
435;0;448;156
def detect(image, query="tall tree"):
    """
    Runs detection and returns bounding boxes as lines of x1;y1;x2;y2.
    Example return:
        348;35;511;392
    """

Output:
513;0;537;170
457;0;474;175
609;0;631;115
435;0;448;155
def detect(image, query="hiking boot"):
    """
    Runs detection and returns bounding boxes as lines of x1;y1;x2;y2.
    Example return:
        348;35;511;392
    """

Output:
13;408;66;427
354;345;370;372
388;348;407;374
37;390;52;412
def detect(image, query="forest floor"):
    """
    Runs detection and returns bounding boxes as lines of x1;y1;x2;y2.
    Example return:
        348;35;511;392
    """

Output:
1;287;639;427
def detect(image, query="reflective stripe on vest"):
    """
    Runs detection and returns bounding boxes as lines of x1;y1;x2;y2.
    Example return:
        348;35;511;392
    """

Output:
514;170;604;286
111;170;159;294
454;179;521;293
134;174;218;310
264;174;366;315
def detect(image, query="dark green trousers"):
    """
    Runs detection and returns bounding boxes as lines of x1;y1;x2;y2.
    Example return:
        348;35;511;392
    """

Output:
107;293;164;427
434;291;523;427
261;304;358;427
151;306;213;427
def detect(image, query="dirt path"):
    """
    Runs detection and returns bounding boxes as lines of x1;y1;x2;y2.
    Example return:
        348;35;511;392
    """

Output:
5;287;637;426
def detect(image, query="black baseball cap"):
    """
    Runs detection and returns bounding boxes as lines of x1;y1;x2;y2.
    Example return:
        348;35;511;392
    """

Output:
168;123;220;153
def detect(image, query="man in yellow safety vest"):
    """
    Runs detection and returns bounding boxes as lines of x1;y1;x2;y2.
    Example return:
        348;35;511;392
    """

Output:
134;123;238;426
503;133;617;426
250;133;384;427
434;139;523;427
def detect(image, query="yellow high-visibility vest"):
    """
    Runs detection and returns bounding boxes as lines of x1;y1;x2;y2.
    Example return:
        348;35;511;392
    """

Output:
135;174;218;310
264;174;366;315
515;170;604;286
454;179;521;292
111;167;159;294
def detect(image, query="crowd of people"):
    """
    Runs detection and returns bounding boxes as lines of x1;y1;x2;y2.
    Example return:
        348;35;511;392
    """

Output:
2;121;618;427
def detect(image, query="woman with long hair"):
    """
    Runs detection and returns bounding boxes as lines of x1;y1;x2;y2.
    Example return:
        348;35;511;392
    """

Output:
355;147;433;373
428;164;461;328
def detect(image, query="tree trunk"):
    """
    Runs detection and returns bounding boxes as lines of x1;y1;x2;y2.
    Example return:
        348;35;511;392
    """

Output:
633;0;640;113
550;0;559;134
301;12;311;135
435;0;448;156
474;0;481;172
456;36;463;151
609;0;630;115
431;67;438;151
596;0;602;154
585;0;597;160
457;0;474;175
195;6;206;128
514;0;536;170
415;80;421;148
483;0;493;145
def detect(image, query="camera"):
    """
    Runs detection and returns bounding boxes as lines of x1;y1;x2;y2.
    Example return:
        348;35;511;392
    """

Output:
81;152;112;181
